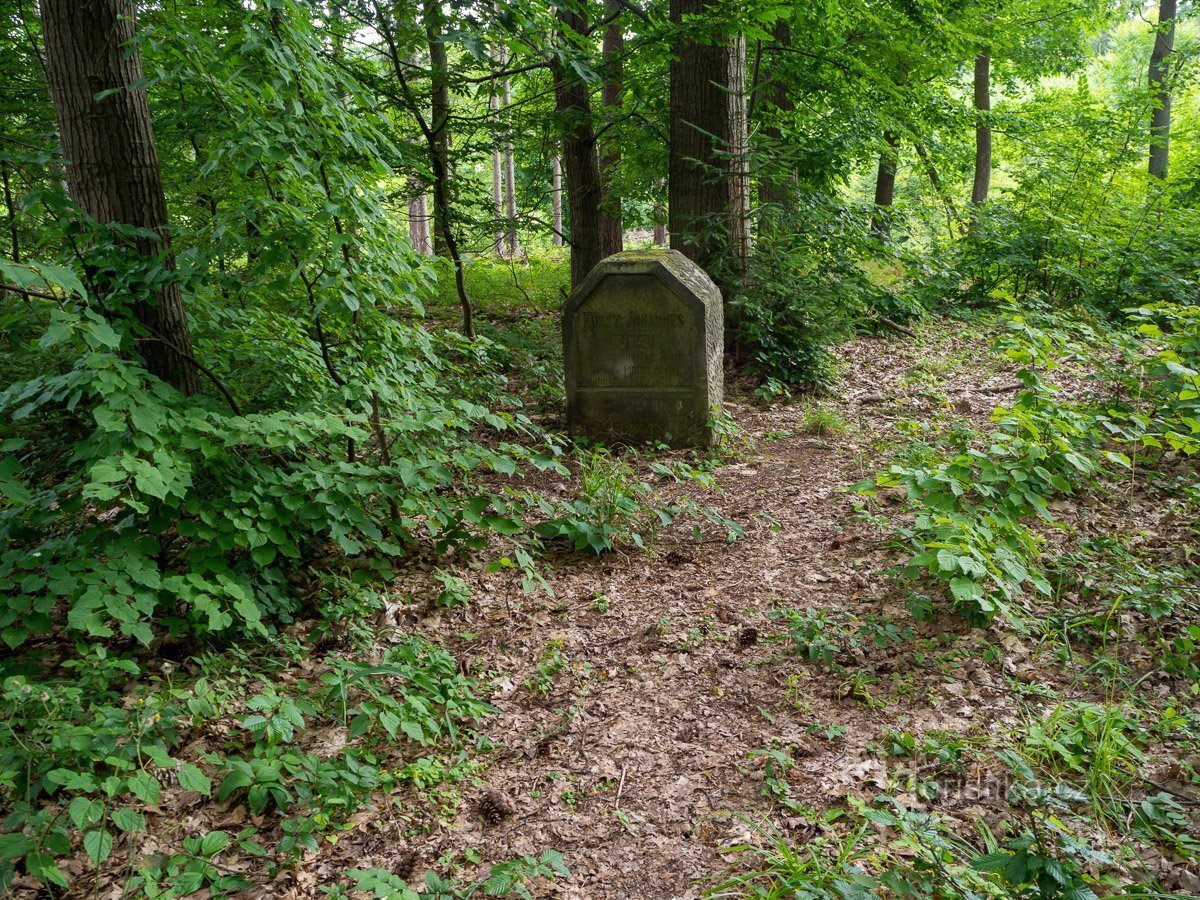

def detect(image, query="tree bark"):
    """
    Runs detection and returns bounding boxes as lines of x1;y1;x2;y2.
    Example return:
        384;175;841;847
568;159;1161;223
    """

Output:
423;0;451;255
1148;0;1176;179
600;0;623;255
41;0;201;395
971;50;992;212
501;73;519;256
669;0;733;276
2;160;18;263
553;1;604;289
653;177;667;246
914;142;961;239
551;155;564;246
490;83;504;253
408;180;432;254
378;1;473;335
870;131;899;242
728;33;750;270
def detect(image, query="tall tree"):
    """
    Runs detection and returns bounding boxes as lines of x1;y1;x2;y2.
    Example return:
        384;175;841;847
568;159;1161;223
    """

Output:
553;0;604;288
490;76;504;253
728;34;750;268
372;1;474;335
669;0;734;276
40;0;201;395
551;155;564;247
501;71;519;257
1148;0;1177;179
971;49;992;211
423;0;452;254
600;0;623;255
870;131;899;242
408;180;432;254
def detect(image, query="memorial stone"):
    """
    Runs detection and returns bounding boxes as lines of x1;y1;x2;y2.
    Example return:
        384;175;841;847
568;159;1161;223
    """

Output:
564;249;723;447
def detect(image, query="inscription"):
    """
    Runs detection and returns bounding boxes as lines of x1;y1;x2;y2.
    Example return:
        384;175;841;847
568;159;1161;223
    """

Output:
574;279;695;390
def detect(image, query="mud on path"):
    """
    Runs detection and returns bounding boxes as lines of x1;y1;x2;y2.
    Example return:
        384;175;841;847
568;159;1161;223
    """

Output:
304;328;1038;899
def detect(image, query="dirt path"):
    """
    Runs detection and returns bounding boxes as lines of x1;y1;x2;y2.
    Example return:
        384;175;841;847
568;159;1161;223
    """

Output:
317;328;1032;898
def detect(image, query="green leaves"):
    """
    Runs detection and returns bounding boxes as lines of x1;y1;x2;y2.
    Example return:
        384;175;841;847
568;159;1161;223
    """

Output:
82;829;113;865
178;763;212;796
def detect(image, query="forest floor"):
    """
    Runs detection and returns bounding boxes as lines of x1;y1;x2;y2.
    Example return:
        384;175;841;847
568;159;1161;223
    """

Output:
17;263;1200;900
275;304;1200;898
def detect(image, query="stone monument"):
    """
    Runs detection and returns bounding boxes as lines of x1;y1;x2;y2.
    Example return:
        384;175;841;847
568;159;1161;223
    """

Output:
563;249;723;448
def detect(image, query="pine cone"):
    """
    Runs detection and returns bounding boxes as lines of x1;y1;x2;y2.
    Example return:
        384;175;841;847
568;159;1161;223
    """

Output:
478;788;516;826
737;626;759;648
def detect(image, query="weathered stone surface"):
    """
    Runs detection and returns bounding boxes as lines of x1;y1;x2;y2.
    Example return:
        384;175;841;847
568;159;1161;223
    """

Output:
564;249;723;447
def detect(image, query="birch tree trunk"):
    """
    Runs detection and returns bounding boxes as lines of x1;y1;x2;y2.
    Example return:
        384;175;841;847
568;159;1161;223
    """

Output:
551;155;564;247
490;85;504;254
501;74;519;256
408;181;432;255
728;33;751;270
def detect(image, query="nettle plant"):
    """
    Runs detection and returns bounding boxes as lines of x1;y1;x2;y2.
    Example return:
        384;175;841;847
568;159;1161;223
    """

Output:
861;307;1200;625
857;315;1118;623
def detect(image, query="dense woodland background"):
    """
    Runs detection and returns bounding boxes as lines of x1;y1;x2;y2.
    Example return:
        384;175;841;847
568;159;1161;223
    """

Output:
1;0;1199;896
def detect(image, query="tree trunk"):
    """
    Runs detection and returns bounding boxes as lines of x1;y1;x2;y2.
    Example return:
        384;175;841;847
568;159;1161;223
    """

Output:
870;131;899;242
669;0;733;276
971;50;992;212
728;33;750;270
41;0;201;395
424;0;451;255
551;155;564;246
653;177;667;246
553;1;604;289
490;84;504;254
1148;0;1176;179
501;74;519;256
2;160;18;263
914;142;961;239
758;21;796;211
408;180;432;254
600;0;623;256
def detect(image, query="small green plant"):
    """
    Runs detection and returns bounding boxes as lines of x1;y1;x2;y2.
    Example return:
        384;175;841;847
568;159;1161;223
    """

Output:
775;608;846;670
524;639;567;697
348;848;569;899
799;403;847;438
535;448;673;553
749;743;800;809
880;729;917;758
432;569;473;609
806;722;847;742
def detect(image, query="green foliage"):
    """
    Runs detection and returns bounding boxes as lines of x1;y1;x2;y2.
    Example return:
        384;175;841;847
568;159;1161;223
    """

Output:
0;624;489;890
706;797;1120;900
775;608;913;672
347;848;570;899
859;309;1200;624
534;448;674;553
729;200;877;390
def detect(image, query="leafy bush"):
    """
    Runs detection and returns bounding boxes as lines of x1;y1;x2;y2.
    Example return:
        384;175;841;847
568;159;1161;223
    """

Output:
0;632;491;888
728;197;876;390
